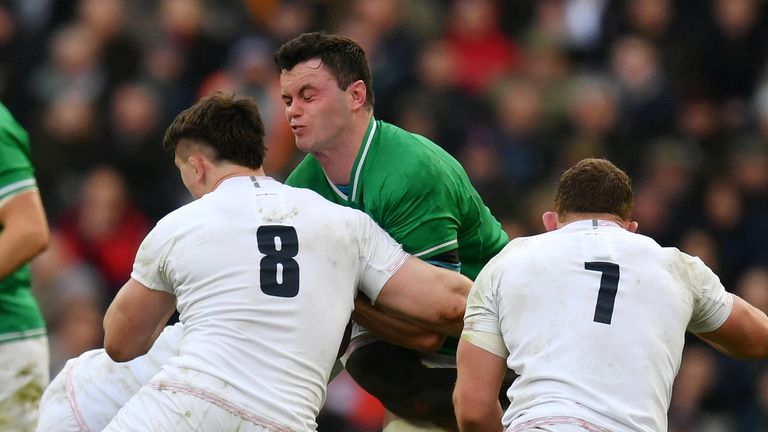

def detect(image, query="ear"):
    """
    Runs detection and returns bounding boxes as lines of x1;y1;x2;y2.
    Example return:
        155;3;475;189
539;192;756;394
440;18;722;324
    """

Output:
348;80;367;111
627;221;639;233
188;155;206;183
542;211;559;232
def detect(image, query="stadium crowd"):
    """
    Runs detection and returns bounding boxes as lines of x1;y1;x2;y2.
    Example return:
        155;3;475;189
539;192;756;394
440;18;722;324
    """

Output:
1;0;768;430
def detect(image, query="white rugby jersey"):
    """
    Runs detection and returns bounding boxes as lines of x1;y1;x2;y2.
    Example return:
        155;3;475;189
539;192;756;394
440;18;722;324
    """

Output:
463;219;733;432
62;323;182;431
131;176;408;431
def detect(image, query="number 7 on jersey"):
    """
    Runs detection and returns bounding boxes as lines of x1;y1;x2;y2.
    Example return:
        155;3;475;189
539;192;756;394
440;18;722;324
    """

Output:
585;261;620;325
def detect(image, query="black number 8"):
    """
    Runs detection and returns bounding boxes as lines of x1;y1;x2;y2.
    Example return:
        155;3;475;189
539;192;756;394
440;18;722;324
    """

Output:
257;225;300;298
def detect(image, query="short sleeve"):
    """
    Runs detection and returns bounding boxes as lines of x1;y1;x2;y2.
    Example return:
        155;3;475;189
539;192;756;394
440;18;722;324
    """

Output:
354;211;409;303
683;253;734;333
130;222;175;294
0;105;37;208
461;265;508;358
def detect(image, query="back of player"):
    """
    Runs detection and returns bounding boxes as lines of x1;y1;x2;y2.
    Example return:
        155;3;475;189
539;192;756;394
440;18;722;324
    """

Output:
476;220;730;431
108;176;404;431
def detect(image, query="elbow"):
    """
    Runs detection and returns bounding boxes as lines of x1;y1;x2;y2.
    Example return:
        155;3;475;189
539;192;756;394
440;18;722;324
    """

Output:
436;297;467;337
411;332;446;352
104;339;134;363
453;392;487;431
103;330;142;362
32;227;50;256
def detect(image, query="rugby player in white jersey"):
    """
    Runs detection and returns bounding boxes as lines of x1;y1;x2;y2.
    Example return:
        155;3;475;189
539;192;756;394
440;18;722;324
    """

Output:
453;158;768;432
95;92;469;432
37;323;182;431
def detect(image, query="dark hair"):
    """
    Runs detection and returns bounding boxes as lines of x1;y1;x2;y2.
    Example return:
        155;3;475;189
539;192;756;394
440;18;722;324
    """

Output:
163;92;265;169
555;158;633;220
274;31;375;109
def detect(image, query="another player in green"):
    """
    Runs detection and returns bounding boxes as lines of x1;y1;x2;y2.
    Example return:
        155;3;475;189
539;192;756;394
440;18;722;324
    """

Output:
276;32;509;432
0;102;51;430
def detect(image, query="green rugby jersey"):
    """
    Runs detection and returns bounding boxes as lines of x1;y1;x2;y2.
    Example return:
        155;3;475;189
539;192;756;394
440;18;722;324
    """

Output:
287;118;508;280
0;103;46;342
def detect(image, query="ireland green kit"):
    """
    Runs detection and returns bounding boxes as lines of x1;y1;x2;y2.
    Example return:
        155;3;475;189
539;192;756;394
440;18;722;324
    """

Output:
287;118;508;281
0;103;46;343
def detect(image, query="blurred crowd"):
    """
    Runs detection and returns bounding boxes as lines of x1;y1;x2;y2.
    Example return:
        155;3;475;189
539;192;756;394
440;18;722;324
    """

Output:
1;0;768;430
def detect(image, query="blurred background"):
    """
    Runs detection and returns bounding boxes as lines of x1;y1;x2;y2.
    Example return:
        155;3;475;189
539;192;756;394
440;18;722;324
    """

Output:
2;0;768;430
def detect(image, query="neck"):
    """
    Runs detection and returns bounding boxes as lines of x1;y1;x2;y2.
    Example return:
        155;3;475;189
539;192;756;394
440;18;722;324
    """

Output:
209;166;266;191
314;111;372;185
558;213;627;229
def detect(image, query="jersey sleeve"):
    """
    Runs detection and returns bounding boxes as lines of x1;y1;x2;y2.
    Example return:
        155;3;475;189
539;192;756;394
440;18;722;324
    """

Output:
354;211;410;304
130;221;175;295
461;264;509;358
0;107;37;208
682;253;734;333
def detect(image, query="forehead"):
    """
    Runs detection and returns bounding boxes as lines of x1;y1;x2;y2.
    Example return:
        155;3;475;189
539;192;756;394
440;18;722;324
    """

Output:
280;59;337;91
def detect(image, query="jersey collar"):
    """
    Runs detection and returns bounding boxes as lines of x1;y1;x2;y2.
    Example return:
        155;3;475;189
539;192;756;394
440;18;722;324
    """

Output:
559;219;624;232
325;117;377;203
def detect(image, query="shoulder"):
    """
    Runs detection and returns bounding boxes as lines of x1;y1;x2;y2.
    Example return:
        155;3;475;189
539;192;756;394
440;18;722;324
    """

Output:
375;121;464;175
368;123;472;198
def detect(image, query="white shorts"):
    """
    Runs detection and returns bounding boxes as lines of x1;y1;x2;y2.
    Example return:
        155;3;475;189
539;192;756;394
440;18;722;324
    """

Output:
36;360;83;432
0;335;49;432
103;381;292;432
507;416;610;432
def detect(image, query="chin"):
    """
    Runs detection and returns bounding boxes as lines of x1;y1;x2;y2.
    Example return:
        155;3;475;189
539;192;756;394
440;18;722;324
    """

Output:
295;140;315;154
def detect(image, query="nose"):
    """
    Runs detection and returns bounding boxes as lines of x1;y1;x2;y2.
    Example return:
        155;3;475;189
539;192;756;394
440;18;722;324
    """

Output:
286;100;302;120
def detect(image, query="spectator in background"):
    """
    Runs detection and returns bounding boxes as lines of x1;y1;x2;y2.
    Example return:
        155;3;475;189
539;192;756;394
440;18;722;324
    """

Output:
442;0;520;95
30;232;105;375
0;102;50;431
56;166;149;299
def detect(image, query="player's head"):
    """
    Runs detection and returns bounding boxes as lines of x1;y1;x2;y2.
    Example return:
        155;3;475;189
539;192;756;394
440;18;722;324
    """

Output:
163;92;266;169
554;158;633;222
275;32;375;110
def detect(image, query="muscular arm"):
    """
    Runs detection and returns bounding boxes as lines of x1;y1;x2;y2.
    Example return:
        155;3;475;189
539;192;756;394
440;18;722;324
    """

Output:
0;190;49;279
454;339;505;432
697;294;768;359
353;294;446;352
373;256;470;337
104;278;176;362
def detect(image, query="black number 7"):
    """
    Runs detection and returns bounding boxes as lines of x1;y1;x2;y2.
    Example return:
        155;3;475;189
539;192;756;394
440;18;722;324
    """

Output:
584;262;620;325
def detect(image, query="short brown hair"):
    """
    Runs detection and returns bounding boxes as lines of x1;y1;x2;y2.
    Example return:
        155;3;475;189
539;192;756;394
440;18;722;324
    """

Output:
163;92;265;169
555;158;633;220
274;32;375;109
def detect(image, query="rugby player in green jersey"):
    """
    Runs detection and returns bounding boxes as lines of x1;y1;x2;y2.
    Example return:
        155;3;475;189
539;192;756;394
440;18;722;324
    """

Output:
276;32;510;432
0;103;51;430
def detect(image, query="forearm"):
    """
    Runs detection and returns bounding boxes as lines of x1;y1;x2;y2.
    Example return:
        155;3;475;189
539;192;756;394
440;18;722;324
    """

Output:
0;228;46;278
353;295;445;352
374;256;470;337
456;402;504;432
0;191;49;279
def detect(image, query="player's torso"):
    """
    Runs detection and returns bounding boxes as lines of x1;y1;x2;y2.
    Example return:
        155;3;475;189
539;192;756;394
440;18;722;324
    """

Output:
497;221;694;431
156;178;366;429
